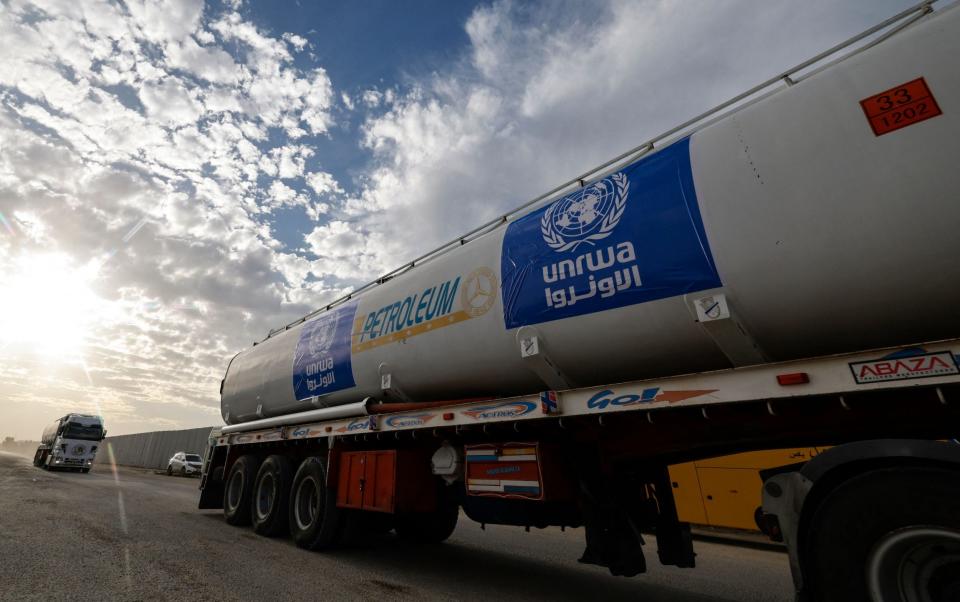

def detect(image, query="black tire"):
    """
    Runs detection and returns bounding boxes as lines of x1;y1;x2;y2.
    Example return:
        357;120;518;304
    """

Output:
167;465;173;476
804;467;960;602
395;483;459;544
180;466;187;477
289;456;342;550
81;468;90;474
223;455;260;526
252;455;293;537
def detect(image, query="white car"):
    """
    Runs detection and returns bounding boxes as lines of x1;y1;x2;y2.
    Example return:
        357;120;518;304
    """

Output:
167;452;203;477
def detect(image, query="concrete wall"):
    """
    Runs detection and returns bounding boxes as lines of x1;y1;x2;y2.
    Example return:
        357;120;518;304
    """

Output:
96;426;216;470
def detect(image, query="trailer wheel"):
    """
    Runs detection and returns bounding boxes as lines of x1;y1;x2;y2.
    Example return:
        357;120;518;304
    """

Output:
395;485;459;544
223;455;260;526
804;467;960;602
252;455;293;537
289;456;342;550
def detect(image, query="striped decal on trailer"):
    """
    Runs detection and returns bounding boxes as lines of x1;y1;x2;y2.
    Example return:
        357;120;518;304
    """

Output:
464;442;544;500
467;479;541;494
466;448;537;462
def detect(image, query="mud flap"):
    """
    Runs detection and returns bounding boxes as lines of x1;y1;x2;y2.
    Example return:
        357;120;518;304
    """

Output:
579;512;647;577
651;466;696;568
578;476;647;577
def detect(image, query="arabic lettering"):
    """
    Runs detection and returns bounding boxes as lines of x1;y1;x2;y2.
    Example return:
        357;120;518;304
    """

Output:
545;265;642;309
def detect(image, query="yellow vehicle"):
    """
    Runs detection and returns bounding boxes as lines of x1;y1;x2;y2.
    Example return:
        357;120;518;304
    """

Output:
670;448;827;532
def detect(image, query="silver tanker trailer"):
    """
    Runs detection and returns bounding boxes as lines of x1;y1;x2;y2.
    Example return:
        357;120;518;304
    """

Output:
33;414;105;473
221;7;960;427
202;3;960;601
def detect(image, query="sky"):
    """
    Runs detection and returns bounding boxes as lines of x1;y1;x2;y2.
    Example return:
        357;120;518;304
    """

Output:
0;0;915;439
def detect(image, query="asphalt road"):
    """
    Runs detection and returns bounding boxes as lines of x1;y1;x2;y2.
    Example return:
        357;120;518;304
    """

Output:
0;452;793;601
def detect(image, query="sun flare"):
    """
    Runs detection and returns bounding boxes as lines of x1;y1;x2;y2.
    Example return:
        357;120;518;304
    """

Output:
0;253;102;357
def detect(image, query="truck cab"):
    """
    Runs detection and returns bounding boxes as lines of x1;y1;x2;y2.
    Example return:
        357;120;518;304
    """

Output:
33;414;106;473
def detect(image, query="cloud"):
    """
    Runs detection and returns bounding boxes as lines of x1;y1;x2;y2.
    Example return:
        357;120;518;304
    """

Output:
126;0;205;43
283;32;309;51
0;0;341;437
305;171;343;196
361;89;383;108
165;36;241;85
304;220;386;280
139;77;204;125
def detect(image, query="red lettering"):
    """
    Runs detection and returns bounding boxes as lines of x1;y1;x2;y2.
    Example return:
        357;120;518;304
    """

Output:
856;353;956;383
875;362;895;376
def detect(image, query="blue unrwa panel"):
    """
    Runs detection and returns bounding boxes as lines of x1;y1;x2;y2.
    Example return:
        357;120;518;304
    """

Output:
500;137;721;329
292;303;357;400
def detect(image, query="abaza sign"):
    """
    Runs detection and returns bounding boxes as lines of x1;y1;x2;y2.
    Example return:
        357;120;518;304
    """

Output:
849;350;959;384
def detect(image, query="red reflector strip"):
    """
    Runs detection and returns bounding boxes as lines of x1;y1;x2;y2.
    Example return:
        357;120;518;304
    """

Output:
777;372;810;386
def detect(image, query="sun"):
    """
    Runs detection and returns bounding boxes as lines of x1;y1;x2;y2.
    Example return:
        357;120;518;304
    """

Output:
0;253;101;357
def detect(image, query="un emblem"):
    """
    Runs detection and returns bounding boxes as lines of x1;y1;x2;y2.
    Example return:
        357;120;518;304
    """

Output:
541;172;628;252
307;315;337;357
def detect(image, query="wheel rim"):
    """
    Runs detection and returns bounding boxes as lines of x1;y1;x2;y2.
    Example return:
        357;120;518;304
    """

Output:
256;473;276;520
226;469;244;511
294;476;320;531
867;526;960;602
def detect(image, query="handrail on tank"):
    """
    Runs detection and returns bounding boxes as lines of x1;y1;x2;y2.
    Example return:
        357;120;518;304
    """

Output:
261;0;936;343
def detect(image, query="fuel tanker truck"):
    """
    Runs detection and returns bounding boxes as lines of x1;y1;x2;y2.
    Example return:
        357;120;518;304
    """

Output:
33;414;105;473
200;3;960;600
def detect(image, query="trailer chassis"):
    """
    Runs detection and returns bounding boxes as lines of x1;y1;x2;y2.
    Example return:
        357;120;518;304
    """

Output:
200;339;960;600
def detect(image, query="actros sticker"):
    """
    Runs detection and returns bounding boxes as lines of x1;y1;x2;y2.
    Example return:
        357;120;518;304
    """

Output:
292;304;358;400
850;348;960;384
500;137;721;329
462;401;537;420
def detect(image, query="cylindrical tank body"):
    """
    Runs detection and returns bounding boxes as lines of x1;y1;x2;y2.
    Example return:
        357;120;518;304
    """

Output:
41;418;64;446
222;6;960;424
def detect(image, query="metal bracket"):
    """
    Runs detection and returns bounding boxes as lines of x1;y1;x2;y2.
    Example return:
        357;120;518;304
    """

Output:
379;363;413;403
685;291;767;367
517;328;574;390
310;394;337;408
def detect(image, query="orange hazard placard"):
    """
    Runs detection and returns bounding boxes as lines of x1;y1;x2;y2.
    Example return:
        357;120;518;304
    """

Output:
859;77;942;136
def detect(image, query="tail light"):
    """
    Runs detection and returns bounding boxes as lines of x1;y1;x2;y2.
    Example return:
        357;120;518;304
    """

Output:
776;372;809;386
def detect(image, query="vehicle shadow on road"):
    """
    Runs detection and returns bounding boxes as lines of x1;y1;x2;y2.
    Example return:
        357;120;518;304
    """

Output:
198;512;713;602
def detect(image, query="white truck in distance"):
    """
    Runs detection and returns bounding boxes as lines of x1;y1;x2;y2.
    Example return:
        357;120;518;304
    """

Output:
200;3;960;602
33;414;105;473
